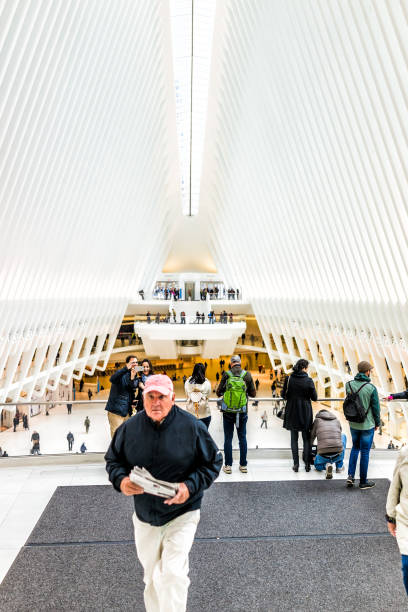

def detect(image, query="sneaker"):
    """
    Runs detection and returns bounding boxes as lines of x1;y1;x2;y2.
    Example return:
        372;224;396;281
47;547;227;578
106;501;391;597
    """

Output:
359;480;376;490
239;465;248;473
325;464;333;479
222;465;232;474
346;475;355;488
336;466;345;474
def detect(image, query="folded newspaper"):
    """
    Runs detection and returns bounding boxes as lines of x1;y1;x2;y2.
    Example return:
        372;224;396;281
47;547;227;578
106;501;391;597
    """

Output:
129;466;179;499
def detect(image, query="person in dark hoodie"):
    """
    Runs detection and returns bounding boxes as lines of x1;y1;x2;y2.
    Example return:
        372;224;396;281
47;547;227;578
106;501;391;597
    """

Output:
311;409;347;479
282;359;317;472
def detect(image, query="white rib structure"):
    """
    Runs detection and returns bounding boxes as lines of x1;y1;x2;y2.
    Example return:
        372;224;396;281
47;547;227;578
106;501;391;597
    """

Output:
1;0;408;438
200;0;408;432
0;0;180;403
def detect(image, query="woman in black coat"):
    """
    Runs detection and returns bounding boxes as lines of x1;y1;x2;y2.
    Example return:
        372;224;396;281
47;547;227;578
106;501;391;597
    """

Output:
281;359;317;472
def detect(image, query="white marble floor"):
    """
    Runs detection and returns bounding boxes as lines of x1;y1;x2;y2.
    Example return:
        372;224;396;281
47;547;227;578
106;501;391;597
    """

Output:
0;454;397;585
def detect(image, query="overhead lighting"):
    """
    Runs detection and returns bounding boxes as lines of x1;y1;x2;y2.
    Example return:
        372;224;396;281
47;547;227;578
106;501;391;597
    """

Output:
170;0;216;216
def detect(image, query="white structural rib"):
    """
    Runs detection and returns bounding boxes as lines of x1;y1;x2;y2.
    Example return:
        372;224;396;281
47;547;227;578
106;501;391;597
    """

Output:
0;0;180;403
201;0;408;433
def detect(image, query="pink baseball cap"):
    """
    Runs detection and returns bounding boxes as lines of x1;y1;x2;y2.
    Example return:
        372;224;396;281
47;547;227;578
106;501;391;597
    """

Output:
143;375;174;396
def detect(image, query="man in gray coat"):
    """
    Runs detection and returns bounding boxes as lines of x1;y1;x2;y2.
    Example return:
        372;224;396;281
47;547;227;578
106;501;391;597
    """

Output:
311;409;346;479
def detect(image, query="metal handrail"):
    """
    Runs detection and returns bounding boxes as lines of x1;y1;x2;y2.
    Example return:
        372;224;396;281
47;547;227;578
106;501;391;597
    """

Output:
0;396;396;407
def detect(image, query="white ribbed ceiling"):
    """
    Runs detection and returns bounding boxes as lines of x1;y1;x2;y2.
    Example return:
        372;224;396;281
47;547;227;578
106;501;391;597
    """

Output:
201;0;408;326
1;0;408;407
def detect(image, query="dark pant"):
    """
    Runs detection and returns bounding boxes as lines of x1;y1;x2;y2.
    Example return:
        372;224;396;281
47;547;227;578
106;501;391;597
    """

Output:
223;413;248;466
402;555;408;595
348;427;375;483
200;416;211;429
261;420;267;428
68;441;73;451
290;430;311;466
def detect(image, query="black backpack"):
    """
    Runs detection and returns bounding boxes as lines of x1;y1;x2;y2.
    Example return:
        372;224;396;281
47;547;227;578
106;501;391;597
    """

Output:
343;381;370;423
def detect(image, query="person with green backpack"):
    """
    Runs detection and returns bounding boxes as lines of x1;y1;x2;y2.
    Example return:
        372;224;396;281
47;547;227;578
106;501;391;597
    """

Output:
216;355;256;474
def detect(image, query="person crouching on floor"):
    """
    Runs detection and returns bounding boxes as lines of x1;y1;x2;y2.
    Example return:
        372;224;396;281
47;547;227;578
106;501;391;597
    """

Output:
311;409;346;479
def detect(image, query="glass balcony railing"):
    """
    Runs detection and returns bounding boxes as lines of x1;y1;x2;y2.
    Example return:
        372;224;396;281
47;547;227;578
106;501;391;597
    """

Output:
0;396;400;458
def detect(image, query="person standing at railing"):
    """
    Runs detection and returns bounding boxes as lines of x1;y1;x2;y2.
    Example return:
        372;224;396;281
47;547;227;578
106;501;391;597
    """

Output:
105;356;139;438
281;359;317;473
217;355;256;474
137;359;154;413
386;446;408;595
184;363;212;429
345;361;380;490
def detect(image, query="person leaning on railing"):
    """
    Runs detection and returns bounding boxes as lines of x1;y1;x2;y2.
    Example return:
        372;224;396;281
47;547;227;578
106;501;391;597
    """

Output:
386;389;408;402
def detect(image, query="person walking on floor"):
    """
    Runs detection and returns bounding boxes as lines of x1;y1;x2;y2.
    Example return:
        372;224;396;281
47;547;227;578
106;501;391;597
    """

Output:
281;359;317;473
311;409;346;479
261;410;268;429
67;431;74;451
84;417;90;434
22;414;29;430
105;375;222;612
255;378;260;392
216;355;256;474
345;361;380;490
184;363;212;429
386;445;408;595
67;403;72;415
13;414;19;432
31;431;40;455
105;356;139;438
87;389;93;401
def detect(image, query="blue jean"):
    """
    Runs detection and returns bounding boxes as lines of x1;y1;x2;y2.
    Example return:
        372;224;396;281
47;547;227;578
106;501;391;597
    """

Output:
315;434;347;471
348;427;375;483
223;413;248;466
402;555;408;595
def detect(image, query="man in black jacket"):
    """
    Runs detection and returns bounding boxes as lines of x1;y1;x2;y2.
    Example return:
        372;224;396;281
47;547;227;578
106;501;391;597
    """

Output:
105;374;221;612
105;355;139;438
216;355;256;474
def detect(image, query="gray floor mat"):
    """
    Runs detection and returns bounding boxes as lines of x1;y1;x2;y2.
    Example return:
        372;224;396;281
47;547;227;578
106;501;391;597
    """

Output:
26;479;390;544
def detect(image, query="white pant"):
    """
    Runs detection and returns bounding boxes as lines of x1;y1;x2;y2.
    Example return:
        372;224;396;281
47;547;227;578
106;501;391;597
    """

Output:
133;509;200;612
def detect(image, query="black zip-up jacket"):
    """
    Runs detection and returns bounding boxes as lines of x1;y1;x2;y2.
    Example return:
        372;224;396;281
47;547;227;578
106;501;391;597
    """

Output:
391;390;408;401
105;367;138;417
105;405;222;526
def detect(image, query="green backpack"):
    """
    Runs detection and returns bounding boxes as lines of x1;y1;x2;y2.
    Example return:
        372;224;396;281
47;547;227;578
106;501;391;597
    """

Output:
223;370;248;413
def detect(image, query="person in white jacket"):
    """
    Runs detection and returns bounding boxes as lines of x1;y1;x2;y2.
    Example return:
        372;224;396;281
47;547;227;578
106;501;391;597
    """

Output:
386;446;408;595
184;363;212;429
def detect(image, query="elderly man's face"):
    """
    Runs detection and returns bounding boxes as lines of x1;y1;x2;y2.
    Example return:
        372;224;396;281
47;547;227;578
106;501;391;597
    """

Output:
144;390;175;422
